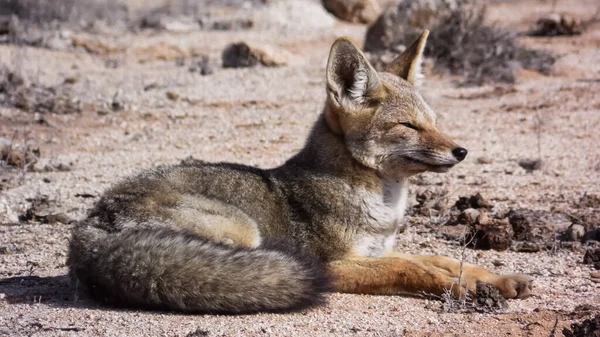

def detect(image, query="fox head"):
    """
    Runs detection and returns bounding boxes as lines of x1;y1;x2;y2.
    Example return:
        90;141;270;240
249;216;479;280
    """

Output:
325;30;467;179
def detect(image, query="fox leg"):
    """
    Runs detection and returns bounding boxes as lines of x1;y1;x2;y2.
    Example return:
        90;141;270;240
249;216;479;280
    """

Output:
386;253;532;299
328;255;532;299
327;257;474;298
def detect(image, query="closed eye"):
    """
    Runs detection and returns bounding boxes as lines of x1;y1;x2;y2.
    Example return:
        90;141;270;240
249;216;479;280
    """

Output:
400;122;418;131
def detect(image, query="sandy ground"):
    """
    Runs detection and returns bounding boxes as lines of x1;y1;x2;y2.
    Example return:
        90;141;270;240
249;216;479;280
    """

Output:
1;0;600;336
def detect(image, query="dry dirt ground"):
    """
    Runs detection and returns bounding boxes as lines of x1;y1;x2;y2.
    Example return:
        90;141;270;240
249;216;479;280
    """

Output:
1;0;600;336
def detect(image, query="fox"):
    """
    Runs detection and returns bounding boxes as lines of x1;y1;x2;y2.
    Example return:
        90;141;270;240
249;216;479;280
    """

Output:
68;30;532;314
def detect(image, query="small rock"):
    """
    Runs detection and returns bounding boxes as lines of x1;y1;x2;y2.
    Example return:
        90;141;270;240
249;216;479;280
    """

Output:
474;282;508;312
458;208;480;225
0;246;10;254
467;218;513;251
476;210;491;226
477;156;493;164
257;47;291;66
222;42;258;68
74;193;96;199
583;248;600;269
222;42;291;68
515;241;542;253
144;83;159;91
518;158;543;173
529;13;582;37
63;77;78;85
110;92;124;111
566;224;586;242
492;259;505;267
455;193;492;211
591;272;600;279
438;224;467;241
45;213;71;225
321;0;381;24
33;112;46;124
166;91;180;101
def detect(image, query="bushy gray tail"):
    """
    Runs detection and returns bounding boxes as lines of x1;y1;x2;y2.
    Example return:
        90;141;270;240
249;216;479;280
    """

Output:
68;222;329;314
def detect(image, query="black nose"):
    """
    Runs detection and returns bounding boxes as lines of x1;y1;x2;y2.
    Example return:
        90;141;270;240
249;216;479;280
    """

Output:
452;147;468;161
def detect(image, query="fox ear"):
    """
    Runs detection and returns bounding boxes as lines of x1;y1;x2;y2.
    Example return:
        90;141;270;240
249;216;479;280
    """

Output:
326;37;381;111
386;30;429;87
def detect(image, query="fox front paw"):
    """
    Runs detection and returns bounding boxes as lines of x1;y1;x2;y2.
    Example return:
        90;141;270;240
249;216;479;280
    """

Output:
493;274;533;299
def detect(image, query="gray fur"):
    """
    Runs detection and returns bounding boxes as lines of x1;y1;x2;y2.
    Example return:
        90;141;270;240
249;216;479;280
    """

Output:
68;34;462;314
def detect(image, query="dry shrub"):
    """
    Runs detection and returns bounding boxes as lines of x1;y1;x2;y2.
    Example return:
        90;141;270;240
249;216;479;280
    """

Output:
414;5;518;85
368;2;556;86
419;5;555;85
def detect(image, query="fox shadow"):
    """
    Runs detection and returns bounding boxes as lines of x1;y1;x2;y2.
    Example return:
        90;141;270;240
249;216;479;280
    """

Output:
0;274;103;310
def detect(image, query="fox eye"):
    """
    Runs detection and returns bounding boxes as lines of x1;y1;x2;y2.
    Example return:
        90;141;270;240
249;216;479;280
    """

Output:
399;122;418;130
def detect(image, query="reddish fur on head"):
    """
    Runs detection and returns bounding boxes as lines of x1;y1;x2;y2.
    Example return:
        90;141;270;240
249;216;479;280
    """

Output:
325;30;465;179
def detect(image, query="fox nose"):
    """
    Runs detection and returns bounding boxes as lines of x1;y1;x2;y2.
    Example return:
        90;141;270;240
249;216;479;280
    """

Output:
452;147;468;161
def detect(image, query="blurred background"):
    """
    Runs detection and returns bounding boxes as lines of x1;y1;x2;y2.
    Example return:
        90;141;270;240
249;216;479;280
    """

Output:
0;1;599;335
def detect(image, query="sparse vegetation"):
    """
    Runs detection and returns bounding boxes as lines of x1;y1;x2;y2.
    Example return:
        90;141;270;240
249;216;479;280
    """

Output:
0;65;81;115
366;1;557;85
414;190;600;253
563;314;600;337
415;5;519;85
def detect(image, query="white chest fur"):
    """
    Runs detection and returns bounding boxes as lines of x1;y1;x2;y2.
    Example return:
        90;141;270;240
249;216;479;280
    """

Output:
352;179;409;257
382;179;409;226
